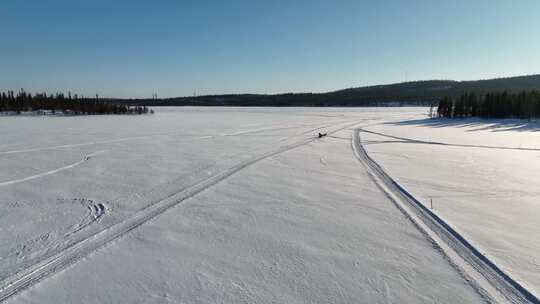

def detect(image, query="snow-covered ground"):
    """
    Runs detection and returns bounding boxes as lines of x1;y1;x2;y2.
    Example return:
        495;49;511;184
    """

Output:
363;113;540;298
0;107;534;303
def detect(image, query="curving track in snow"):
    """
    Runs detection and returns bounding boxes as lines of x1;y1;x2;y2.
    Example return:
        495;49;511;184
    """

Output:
0;120;362;302
353;128;538;304
360;128;540;151
0;150;107;187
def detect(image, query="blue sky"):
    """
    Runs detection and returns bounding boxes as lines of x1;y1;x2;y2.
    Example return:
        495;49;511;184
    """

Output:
1;0;539;98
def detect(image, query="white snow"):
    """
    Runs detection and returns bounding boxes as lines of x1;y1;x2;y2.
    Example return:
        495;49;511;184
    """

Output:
363;112;540;298
0;107;533;303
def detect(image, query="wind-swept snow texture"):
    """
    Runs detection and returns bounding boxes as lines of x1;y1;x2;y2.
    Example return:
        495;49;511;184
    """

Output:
0;119;361;302
0;107;533;303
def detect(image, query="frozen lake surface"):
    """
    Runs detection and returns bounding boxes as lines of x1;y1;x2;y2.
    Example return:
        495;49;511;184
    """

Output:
363;115;540;298
1;107;536;303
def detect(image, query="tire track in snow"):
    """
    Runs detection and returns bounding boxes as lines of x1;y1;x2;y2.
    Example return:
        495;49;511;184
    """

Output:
0;120;363;302
361;128;540;152
353;129;538;304
0;150;107;187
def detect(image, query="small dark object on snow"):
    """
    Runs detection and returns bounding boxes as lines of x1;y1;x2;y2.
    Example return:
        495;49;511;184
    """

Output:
318;132;327;138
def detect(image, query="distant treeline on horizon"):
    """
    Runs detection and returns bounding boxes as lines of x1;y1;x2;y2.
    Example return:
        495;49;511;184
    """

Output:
2;74;540;113
119;74;540;107
437;90;540;120
0;89;151;115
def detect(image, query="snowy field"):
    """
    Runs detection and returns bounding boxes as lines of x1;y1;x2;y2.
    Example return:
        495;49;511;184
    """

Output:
362;114;540;298
0;107;536;303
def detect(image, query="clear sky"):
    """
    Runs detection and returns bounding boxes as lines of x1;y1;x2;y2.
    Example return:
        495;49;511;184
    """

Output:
1;0;539;98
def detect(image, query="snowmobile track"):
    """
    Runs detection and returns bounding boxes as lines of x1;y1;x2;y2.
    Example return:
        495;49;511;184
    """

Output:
353;128;538;304
0;120;361;302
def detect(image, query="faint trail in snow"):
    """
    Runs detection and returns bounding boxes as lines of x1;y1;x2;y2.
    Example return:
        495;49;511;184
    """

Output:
0;123;335;156
0;137;147;155
0;150;107;187
353;128;538;304
300;124;332;135
6;199;108;262
189;123;328;140
0;131;244;155
361;128;540;151
328;135;351;141
220;124;317;137
10;233;53;260
0;120;363;303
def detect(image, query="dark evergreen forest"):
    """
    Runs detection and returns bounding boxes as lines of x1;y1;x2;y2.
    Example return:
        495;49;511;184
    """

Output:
437;91;540;119
0;89;151;115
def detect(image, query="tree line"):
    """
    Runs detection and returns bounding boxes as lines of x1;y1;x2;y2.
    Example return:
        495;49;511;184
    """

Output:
0;89;151;115
122;75;540;107
437;91;540;120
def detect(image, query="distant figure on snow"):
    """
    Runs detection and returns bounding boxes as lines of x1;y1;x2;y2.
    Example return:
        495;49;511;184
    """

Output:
318;132;327;138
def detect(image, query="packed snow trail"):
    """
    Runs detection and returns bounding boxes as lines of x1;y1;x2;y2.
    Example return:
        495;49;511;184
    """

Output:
0;150;107;187
360;128;540;151
353;129;538;304
0;121;361;303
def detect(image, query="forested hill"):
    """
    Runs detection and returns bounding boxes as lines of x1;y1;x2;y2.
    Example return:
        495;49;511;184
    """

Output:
124;74;540;107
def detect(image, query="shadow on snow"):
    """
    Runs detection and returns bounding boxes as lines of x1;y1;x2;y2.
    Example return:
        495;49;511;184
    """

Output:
385;117;540;132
